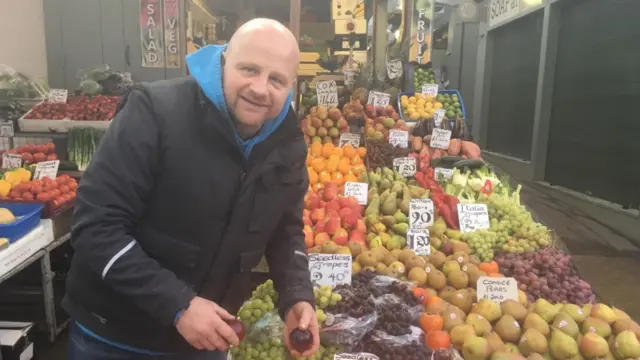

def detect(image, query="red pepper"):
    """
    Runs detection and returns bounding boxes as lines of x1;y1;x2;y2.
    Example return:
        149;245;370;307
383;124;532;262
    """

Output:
445;195;460;229
481;179;493;195
438;203;459;230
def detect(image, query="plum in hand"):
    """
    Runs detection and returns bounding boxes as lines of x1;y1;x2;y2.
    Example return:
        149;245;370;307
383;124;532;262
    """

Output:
224;319;246;342
289;329;313;353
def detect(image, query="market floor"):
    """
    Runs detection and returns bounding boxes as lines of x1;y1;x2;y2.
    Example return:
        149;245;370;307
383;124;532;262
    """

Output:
35;181;640;359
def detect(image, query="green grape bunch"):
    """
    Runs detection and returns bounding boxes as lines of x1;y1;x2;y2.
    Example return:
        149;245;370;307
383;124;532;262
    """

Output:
229;338;285;360
238;280;278;326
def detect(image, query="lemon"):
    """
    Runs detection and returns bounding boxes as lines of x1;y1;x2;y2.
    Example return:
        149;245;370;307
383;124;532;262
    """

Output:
400;95;408;102
409;112;420;121
409;97;417;104
434;102;443;109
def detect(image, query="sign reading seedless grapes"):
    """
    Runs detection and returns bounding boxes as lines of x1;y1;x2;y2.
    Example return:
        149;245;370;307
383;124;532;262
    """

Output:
457;203;491;233
308;254;352;287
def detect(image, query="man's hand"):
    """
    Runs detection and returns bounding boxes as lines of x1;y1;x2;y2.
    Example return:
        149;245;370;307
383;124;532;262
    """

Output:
176;296;240;351
283;302;320;358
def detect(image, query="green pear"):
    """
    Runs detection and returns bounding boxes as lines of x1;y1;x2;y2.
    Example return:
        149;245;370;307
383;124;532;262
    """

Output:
524;313;550;337
578;332;609;359
519;328;549;356
495;315;523;343
463;336;492;360
582;317;612;338
534;298;559;323
613;330;640;359
553;312;580;339
549;328;579;360
561;304;588;324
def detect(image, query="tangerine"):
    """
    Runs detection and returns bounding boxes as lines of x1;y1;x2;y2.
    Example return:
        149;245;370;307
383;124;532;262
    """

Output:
425;330;450;349
342;144;356;159
331;172;344;186
310;142;322;157
356;147;367;158
418;313;443;333
308;168;319;185
321;143;335;158
319;171;332;184
311;158;325;173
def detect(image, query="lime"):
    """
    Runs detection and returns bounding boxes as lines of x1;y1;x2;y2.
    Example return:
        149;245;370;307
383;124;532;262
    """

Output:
454;101;461;108
446;110;456;118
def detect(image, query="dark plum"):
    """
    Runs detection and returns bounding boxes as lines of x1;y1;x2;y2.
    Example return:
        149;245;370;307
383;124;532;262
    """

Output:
289;329;313;353
225;319;246;341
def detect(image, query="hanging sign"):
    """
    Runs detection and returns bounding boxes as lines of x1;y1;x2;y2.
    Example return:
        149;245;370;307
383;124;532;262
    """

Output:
309;254;352;287
367;91;391;108
163;0;180;68
140;0;165;68
316;81;339;108
387;60;403;80
457;203;491;233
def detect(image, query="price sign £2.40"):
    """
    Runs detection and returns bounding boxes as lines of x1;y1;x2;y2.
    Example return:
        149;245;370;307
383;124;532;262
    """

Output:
407;229;430;256
309;254;352;288
316;80;339;107
409;199;434;229
392;157;416;178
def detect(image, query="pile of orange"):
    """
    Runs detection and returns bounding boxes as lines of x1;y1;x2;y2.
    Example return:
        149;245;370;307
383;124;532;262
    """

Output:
307;142;367;193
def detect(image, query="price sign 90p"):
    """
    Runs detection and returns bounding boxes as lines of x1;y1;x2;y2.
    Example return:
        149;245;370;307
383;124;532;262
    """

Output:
409;199;434;229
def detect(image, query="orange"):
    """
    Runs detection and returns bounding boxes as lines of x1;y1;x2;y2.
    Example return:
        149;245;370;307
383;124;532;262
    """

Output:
326;156;340;173
312;183;323;193
332;147;344;157
418;313;443;333
310;142;322;157
306;153;313;166
426;330;450;349
319;171;332;184
338;162;351;175
342;144;356;159
356;147;367;158
321;143;335;158
308;168;319;185
311;158;325;172
331;172;344;186
351;155;363;165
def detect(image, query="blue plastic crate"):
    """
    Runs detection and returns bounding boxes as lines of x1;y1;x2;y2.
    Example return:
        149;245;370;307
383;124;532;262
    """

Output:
0;203;44;243
397;89;467;124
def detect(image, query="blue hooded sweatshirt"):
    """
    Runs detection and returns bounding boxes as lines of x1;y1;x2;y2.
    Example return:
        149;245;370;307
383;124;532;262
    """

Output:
186;44;294;159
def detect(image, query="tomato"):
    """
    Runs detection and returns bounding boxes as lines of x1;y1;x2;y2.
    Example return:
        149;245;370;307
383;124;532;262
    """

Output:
13;184;30;193
51;189;61;198
33;152;47;163
30;185;43;194
22;192;34;201
36;144;48;154
68;181;78;191
47;143;56;153
9;191;21;199
58;185;69;194
37;192;52;202
47;154;58;161
31;180;43;188
21;152;34;162
26;144;37;153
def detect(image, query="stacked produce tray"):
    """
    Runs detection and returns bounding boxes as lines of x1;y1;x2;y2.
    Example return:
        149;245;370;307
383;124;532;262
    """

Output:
397;90;468;123
0;203;43;243
18;101;70;133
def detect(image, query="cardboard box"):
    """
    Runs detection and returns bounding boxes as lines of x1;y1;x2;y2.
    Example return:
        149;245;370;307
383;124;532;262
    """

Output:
0;321;34;360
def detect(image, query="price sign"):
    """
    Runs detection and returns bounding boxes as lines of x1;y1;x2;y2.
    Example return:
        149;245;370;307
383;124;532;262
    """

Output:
409;199;434;229
344;182;368;205
48;89;68;104
344;70;356;86
2;153;22;169
434;167;454;181
407;229;430;256
316;80;339;107
33;160;60;180
430;128;452;149
457;203;491;233
477;276;519;303
309;254;352;287
367;91;391;108
388;129;409;148
434;109;446;127
386;59;403;80
489;0;520;27
0;121;14;137
339;133;360;148
392;157;416;178
421;84;438;97
334;354;380;360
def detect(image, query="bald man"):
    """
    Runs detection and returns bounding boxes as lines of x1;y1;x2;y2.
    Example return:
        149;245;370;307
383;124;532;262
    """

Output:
63;18;318;359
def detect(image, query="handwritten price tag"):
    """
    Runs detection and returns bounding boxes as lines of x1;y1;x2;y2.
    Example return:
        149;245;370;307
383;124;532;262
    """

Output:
421;84;438;97
339;133;360;148
48;89;68;104
434;167;454;181
477;276;519;303
334;353;380;360
409;199;434;229
316;80;339;107
309;254;352;287
407;229;430;256
388;129;409;148
367;91;391;108
434;109;446;127
344;70;357;86
344;182;368;205
2;153;22;169
392;157;416;178
430;128;452;149
0;121;14;137
457;203;491;233
33;160;60;180
386;59;403;80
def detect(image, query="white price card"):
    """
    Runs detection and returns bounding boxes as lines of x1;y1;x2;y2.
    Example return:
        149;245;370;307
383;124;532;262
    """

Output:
33;160;60;180
386;59;403;80
388;129;409;148
344;182;368;205
48;89;68;104
309;254;352;288
334;353;380;360
407;229;430;256
430;128;452;149
477;276;519;303
339;133;360;148
409;199;434;229
434;109;446;127
316;80;339;107
392;157;417;178
0;121;14;137
421;84;438;97
344;69;356;86
434;167;454;181
457;203;491;233
489;0;520;27
367;91;391;108
2;153;22;169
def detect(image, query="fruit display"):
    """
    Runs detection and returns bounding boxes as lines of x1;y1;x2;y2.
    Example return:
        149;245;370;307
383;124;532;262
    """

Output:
23;94;119;121
0;174;77;212
298;80;349;115
2;142;57;166
68;127;106;171
399;92;462;122
410;137;482;163
306;143;366;194
302;105;350;146
362;105;409;142
413;67;436;90
365;139;412;170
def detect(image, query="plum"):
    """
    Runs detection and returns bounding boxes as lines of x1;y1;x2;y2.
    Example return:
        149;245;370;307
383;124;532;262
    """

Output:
225;319;245;342
289;329;313;353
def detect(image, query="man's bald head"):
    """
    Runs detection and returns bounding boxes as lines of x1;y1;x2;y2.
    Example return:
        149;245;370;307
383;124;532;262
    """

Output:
222;18;300;136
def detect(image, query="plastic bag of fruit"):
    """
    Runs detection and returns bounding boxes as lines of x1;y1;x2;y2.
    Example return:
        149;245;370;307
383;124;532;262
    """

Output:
319;312;378;350
244;310;284;344
367;275;415;297
372;294;423;323
367;326;424;348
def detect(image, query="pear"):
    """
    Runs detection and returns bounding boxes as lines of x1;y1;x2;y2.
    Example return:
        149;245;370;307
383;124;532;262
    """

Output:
561;304;588;324
553;312;580;339
524;313;551;337
578;332;609;359
549;328;579;360
450;289;473;313
613;330;640;359
503;299;528;323
467;313;493;336
519;328;549;356
582;317;612;338
534;298;559;323
495;315;523;343
612;307;631;321
484;331;506;352
527;354;545;360
505;343;522;354
473;299;503;323
443;305;467;331
429;251;447;268
518;290;529;307
490;352;527;360
612;318;640;336
427;270;447;290
442;260;461;276
463;336;492;360
590;304;617;325
451;324;477;348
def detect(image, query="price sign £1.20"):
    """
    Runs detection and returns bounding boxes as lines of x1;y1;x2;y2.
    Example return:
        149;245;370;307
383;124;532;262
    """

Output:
309;254;352;288
392;157;416;178
316;80;339;107
344;182;368;205
457;203;491;233
430;128;452;150
2;153;22;170
367;91;391;108
407;229;430;256
388;129;409;148
339;133;360;148
409;199;434;229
